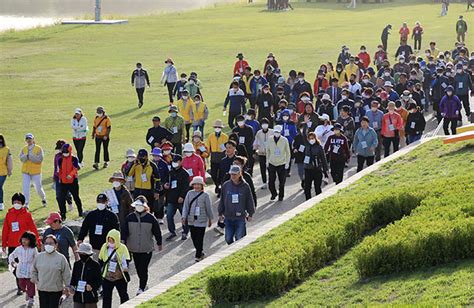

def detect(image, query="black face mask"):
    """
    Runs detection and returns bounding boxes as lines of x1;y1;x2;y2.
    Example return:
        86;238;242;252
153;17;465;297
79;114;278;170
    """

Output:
79;254;90;262
139;158;147;163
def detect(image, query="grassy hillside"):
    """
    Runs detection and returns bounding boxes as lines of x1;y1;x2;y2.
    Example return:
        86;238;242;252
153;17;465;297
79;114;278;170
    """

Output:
0;0;472;224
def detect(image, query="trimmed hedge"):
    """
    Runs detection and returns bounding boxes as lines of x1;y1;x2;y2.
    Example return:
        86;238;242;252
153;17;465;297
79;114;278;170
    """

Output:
354;181;474;278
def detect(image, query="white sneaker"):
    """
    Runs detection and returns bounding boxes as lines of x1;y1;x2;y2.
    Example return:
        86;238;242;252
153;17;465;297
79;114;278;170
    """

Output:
136;287;147;296
261;184;267;190
0;203;4;211
158;219;164;225
26;298;34;307
213;226;224;235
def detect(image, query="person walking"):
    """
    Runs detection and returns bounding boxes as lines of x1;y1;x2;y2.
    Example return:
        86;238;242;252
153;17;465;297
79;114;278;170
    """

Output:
182;143;206;183
150;148;169;224
191;94;209;133
164;155;190;241
456;15;467;43
131;62;150;109
324;123;350;185
223;81;246;128
71;108;88;166
233;53;249;76
31;234;71;308
381;24;392;52
19;133;46;207
92;106;111;170
146;116;173;150
98;229;131;308
161;58;178;104
232;115;255;174
43;212;79;265
411;21;423;52
122;196;162;295
56;143;84;219
176;89;194;143
69;243;102;308
303;132;329;200
265;125;291;201
366;101;384;161
2;193;41;296
182;176;213;262
206;120;228;194
106;171;133;227
404;103;426;145
0;134;13;211
353;117;378;172
8;231;38;307
441;0;449;16
439;86;463;135
163;105;186;155
77;193;120;257
253;118;273;189
218;165;255;245
381;101;404;157
454;63;472;117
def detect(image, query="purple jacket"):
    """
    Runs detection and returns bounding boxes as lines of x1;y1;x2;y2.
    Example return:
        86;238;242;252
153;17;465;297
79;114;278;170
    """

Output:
53;152;61;181
439;95;462;119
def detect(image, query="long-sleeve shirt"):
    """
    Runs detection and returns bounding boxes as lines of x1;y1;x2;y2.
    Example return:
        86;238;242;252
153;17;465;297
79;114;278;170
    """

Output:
161;65;178;84
182;154;206;182
324;134;350;162
8;246;37;278
71;116;88;140
218;179;255;220
266;136;291;167
224;88;246;114
353;127;379;157
31;251;71;292
182;190;214;227
381;112;404;138
131;69;150;88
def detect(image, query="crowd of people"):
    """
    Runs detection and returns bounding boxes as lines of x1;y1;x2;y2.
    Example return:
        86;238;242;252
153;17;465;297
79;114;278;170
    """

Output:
0;17;472;308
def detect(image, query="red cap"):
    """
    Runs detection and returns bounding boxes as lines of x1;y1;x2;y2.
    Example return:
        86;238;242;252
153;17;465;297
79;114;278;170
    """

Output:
44;212;62;225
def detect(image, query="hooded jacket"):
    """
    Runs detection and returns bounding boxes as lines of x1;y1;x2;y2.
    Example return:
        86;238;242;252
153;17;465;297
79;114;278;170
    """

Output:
439;92;462;119
58;144;80;184
182;153;206;182
98;229;130;282
2;207;41;249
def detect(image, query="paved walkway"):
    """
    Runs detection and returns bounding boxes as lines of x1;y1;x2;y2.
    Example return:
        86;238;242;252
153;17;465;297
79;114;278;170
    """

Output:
0;109;458;307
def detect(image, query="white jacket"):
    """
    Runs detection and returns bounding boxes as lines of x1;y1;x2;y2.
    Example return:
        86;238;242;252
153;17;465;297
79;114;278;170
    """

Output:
253;128;274;156
71;116;88;139
8;246;38;279
266;136;291;167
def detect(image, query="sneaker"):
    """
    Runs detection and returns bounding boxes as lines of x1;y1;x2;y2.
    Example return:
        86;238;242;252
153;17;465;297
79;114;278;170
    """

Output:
195;253;206;262
213;226;224;235
138;101;143;109
27;298;34;308
165;233;177;241
278;196;284;201
103;162;109;168
136;288;144;296
270;194;277;201
41;200;47;207
0;203;4;211
16;289;23;296
181;233;187;241
68;203;74;212
261;183;267;190
93;163;99;170
158;219;164;225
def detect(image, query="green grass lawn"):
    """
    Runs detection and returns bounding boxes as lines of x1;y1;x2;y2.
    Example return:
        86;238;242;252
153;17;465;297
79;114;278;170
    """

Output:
0;0;472;226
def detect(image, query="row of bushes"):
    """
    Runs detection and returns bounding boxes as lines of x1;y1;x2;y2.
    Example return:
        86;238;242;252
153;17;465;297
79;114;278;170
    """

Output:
354;179;474;278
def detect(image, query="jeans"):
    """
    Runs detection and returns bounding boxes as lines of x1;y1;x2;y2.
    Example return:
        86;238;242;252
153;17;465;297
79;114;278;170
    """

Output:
94;137;110;164
166;203;188;235
210;161;221;188
329;160;345;184
185;123;192;143
166;82;176;103
258;155;267;183
304;168;323;200
38;290;62;308
189;225;206;258
57;179;83;219
102;278;129;308
22;173;46;205
0;175;6;204
73;139;86;163
132;252;152;290
136;87;145;104
356;155;374;172
383;136;400;157
407;134;422;145
268;164;286;199
228;112;240;129
193;122;205;135
224;218;246;245
443;118;458;135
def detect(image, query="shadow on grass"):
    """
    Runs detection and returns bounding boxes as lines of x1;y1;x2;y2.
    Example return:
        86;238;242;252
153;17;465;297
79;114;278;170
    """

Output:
108;107;137;119
131;105;169;119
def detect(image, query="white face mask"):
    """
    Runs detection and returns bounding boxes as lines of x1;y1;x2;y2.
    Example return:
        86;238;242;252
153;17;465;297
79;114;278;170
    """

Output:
135;205;145;213
172;162;179;168
447;91;453;96
399;59;405;64
274;132;281;137
112;181;121;188
97;113;103;117
44;245;55;253
214;128;222;133
181;78;186;82
261;124;269;130
108;242;115;249
13;203;22;210
362;79;369;83
195;100;201;104
282;116;289;121
97;203;106;211
127;157;135;163
298;78;304;82
189;80;195;85
457;69;462;74
309;139;316;145
237;121;245;127
163;150;171;155
244;115;250;120
62;153;70;157
341;95;348;100
384;72;390;77
182;96;188;100
184;152;193;157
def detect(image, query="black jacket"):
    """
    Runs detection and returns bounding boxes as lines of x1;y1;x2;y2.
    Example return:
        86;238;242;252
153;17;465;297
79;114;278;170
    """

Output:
78;209;120;250
166;167;190;204
145;126;173;148
303;143;329;173
232;125;255;151
292;134;306;164
218;155;236;185
293;81;314;100
405;111;426;136
256;92;274;120
70;258;102;304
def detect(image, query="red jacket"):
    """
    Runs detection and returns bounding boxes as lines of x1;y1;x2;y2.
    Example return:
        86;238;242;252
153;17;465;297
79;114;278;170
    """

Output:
381;112;404;138
182;153;206;182
2;207;41;249
399;27;410;40
313;78;329;95
58;144;79;184
233;60;249;76
357;52;371;69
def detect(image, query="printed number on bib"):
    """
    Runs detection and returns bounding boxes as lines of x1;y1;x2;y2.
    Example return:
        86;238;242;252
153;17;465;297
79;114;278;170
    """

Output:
11;222;19;232
76;280;87;293
95;225;103;235
232;194;239;204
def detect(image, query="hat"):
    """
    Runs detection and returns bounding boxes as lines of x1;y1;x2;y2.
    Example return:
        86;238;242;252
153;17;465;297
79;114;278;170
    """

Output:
190;176;205;187
74;108;83;115
77;243;94;256
319;114;330;121
45;212;62;225
321;93;331;101
97;193;108;203
193;130;202;138
172;154;182;162
229;165;241;175
273;125;283;133
246;108;256;116
332;123;344;131
125;148;136;158
131;196;147;207
402;90;411;97
445;85;454;92
138;148;148;157
183;143;195;153
165;58;174;64
161;142;173;151
169;105;178;113
11;192;26;205
213;119;225;128
109;171;125;183
96;106;104;112
151;147;162;157
267;53;274;58
25;133;34;139
277;76;285;84
407;81;415;87
384;81;393;87
236;52;244;58
55;139;66;150
152;116;161;122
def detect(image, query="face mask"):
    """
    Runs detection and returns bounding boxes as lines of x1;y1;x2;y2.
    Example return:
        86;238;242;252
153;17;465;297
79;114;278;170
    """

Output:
13;203;22;210
446;72;451;77
384;72;390;77
135;205;145;213
283;116;289;121
166;63;171;67
301;96;309;101
112;181;121;188
62;153;70;157
263;89;269;94
97;203;106;211
337;68;342;72
399;60;405;64
137;67;142;71
96;113;103;117
237;121;245;127
234;77;241;81
163;150;171;155
425;53;430;57
79;254;90;262
189;80;195;85
172;162;179;168
244;115;250;120
127;157;135;163
184;152;193;157
274;132;281;137
355;103;361;108
298;78;304;82
108;242;115;249
341;95;348;100
388;110;395;114
45;245;55;253
171;112;177;117
181;78;186;82
214;128;222;133
447;91;453;96
308;139;316;145
362;79;369;83
182;96;188;100
371;107;378;112
360;49;366;53
255;75;260;79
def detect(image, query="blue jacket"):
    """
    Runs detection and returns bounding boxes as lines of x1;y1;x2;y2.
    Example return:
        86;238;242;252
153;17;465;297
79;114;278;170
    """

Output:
173;80;187;100
351;106;366;129
281;121;297;146
224;88;246;114
245;119;261;135
454;73;472;96
366;109;384;131
250;76;268;97
154;159;170;192
353;127;379;157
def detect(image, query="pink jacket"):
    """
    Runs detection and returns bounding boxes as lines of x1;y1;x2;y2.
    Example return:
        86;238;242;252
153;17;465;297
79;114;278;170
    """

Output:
182;153;206;182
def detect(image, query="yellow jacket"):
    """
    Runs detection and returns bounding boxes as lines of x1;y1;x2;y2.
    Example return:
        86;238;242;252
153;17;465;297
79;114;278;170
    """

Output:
242;74;254;94
0;146;13;176
20;145;43;175
177;98;194;123
127;160;159;191
205;132;228;153
98;229;130;282
344;64;360;81
191;102;209;123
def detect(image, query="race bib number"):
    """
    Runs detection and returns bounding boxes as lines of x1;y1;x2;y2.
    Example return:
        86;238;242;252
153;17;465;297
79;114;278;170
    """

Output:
284;129;289;136
97;126;103;134
108;261;117;272
304;156;310;164
239;136;245;144
199;146;206;152
361;141;368;149
194;206;200;216
147;136;154;144
171;180;177;189
355;116;360;123
263;101;269;107
232;194;239;204
126;176;134;182
95;225;103;235
19;263;28;276
441;82;447;88
187;169;193;176
110;204;119;214
307;122;312;128
77;280;87;293
388;124;395;131
274;148;281;156
332;145;340;154
410;122;416;129
11;222;19;232
172;127;178;134
141;173;148;182
373;122;378;129
298;145;305;152
458;82;463;89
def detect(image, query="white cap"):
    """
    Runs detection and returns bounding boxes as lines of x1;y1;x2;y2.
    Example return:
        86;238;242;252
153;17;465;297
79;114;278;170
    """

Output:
321;93;331;101
319;114;330;121
74;108;83;115
384;81;393;87
273;125;283;133
183;143;195;153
